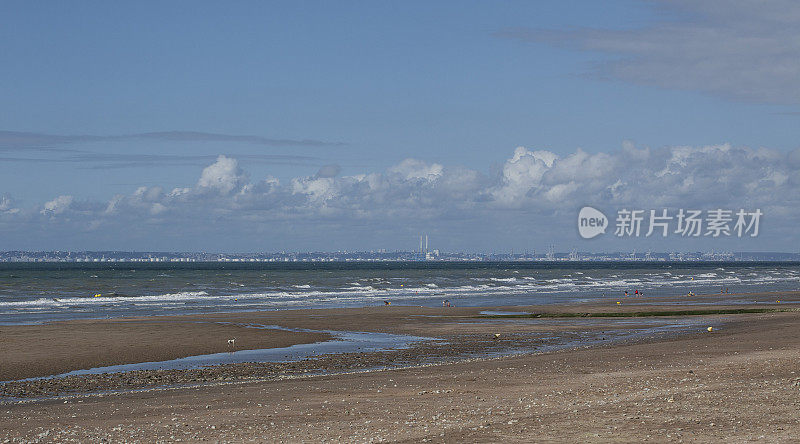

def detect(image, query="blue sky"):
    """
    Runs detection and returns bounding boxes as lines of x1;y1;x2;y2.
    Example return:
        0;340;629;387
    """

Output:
2;1;799;252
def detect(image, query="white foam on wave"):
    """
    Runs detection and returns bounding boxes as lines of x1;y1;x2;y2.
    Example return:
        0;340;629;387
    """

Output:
0;291;210;309
343;285;375;291
4;266;800;318
694;273;718;278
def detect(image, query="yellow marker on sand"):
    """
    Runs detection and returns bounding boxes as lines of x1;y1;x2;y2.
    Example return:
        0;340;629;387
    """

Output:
616;301;621;305
707;327;713;332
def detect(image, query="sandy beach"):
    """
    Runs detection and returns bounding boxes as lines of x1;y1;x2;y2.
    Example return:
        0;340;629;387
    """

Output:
2;291;800;442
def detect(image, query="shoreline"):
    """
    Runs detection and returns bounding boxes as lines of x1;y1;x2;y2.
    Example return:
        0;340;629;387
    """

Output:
3;290;800;441
2;290;799;395
5;261;800;327
1;292;799;441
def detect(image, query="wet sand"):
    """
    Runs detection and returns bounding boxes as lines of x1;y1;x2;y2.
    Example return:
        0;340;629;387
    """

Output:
2;291;800;441
0;319;331;381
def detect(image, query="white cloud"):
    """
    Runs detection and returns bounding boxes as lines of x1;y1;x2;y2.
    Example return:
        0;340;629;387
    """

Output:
41;195;73;215
291;177;337;204
543;181;579;202
491;147;559;206
0;194;19;214
9;142;800;250
197;155;247;194
113;144;799;219
388;159;444;182
150;203;168;215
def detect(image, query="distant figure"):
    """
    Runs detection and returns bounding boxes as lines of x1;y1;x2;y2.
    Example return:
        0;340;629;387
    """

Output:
443;299;451;307
227;338;236;349
634;290;638;295
624;291;628;297
384;300;391;306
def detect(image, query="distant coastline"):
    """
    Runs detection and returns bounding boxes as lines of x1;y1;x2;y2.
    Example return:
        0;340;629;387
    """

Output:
2;250;800;263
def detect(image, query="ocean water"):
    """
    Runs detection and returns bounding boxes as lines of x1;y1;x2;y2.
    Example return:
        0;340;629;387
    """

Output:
1;261;799;325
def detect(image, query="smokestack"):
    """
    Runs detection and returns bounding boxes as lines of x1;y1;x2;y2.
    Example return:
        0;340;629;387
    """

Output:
425;235;428;253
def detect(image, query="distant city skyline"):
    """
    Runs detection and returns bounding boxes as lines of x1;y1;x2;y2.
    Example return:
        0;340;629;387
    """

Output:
2;249;799;264
2;1;799;252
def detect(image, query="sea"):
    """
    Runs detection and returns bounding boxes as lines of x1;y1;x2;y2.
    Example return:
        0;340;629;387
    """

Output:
1;261;799;325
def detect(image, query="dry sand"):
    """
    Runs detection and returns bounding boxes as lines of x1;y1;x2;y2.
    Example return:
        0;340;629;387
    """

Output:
2;292;800;442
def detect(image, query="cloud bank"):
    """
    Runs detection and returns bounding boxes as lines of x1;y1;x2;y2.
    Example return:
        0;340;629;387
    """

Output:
0;130;341;150
0;130;339;169
2;143;798;251
497;0;800;104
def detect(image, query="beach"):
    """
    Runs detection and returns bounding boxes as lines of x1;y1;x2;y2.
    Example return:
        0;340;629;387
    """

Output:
6;0;800;441
2;291;800;442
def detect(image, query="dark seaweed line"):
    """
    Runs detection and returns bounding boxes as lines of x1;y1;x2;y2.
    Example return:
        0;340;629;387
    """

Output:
477;308;798;319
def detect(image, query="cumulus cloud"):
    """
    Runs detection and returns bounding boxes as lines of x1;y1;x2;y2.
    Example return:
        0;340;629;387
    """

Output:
388;159;444;182
29;144;800;217
496;0;800;104
41;195;74;215
491;147;561;206
0;194;19;214
197;155;248;194
6;142;800;250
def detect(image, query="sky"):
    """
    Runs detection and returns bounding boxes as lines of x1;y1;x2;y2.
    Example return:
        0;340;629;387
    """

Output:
1;0;799;253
